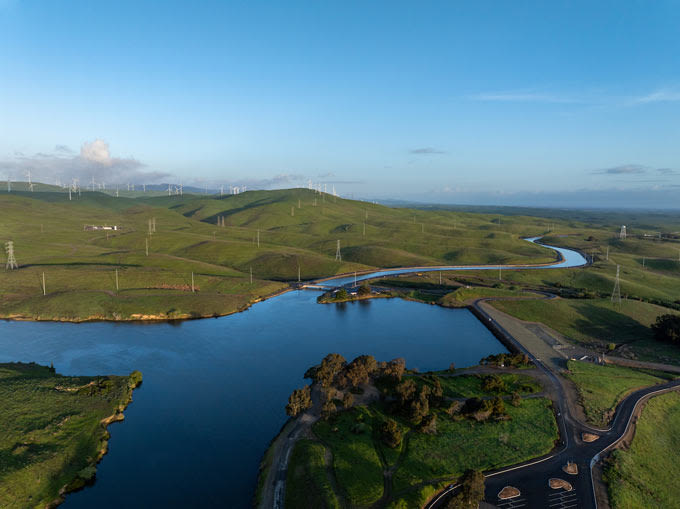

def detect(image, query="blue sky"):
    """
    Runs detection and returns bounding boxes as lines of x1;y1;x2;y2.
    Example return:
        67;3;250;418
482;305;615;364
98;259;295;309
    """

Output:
1;1;679;207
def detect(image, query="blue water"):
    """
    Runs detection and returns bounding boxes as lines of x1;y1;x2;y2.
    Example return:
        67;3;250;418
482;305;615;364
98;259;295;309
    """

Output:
0;291;506;508
0;240;584;508
326;237;587;287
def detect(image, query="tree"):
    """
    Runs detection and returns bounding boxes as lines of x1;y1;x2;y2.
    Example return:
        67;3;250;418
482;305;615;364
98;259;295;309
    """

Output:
482;374;507;393
381;358;406;381
395;379;417;405
430;378;443;406
358;283;371;296
380;419;402;448
311;353;347;388
446;469;485;509
491;396;505;417
335;288;348;300
285;386;312;417
321;399;336;420
420;413;437;434
342;391;354;409
652;314;680;343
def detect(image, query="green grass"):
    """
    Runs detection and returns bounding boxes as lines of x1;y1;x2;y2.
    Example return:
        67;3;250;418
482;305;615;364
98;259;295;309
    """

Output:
0;188;569;321
603;391;680;509
393;398;558;492
566;360;669;427
440;286;526;307
285;439;340;509
491;298;680;364
313;407;386;506
413;373;542;398
0;362;141;508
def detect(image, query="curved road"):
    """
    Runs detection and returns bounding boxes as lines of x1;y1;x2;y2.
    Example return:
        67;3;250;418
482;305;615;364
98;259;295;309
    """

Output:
426;299;680;509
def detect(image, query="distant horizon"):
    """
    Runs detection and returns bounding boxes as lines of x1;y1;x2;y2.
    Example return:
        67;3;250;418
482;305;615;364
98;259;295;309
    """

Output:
3;178;680;212
2;1;679;209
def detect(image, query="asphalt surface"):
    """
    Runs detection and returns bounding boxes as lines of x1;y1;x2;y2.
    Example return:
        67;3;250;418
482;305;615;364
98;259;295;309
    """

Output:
427;300;680;509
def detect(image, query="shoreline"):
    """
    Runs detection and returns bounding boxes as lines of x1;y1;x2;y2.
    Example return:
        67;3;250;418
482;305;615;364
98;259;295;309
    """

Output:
47;372;143;508
0;238;584;324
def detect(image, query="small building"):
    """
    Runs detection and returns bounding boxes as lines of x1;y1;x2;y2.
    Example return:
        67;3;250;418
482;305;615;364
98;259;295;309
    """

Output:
84;225;120;231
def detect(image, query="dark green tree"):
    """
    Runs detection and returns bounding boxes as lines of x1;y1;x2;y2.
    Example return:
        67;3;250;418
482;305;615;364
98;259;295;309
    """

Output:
285;386;312;417
652;314;680;343
446;469;485;508
380;418;402;448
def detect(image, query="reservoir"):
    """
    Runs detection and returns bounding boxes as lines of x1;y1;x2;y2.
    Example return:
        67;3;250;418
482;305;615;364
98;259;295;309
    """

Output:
0;292;507;508
0;240;586;508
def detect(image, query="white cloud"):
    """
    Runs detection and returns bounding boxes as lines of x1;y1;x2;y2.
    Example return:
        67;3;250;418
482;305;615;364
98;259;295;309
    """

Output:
0;139;170;184
631;88;680;104
468;91;578;103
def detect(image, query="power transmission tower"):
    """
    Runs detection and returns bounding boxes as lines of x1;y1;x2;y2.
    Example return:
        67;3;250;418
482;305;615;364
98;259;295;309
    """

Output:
619;225;627;240
335;240;342;262
5;241;17;270
611;265;621;304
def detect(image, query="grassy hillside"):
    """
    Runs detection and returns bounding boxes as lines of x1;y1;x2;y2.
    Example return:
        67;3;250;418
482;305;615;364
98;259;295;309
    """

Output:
604;391;680;509
0;188;561;321
0;363;142;508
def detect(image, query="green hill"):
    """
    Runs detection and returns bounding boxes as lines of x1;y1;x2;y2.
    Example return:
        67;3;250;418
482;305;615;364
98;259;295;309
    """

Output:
0;187;564;321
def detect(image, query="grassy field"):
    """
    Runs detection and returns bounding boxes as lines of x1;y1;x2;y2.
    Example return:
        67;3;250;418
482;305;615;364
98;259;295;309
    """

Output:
565;360;671;427
392;398;558;492
413;372;542;398
297;370;553;507
0;362;142;508
285;439;341;509
603;391;680;509
491;298;680;364
0;187;565;321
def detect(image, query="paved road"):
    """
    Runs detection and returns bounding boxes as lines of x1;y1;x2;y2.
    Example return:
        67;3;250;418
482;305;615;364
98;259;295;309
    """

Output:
427;300;680;509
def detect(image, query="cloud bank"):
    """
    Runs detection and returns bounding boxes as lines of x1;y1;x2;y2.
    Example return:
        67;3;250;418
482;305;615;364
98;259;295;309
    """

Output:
0;139;170;185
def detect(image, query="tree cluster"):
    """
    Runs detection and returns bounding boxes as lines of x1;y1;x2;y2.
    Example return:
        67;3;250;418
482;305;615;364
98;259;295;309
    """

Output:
480;353;530;368
450;396;508;422
393;376;443;425
652;314;680;344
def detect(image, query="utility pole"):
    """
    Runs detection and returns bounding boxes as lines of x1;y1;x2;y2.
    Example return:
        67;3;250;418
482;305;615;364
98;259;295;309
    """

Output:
499;265;502;281
191;272;195;292
439;272;442;285
363;222;366;236
354;271;357;286
611;265;621;304
115;269;119;292
42;272;46;296
298;265;301;283
642;256;646;269
291;206;294;217
298;199;301;209
606;246;609;261
145;237;149;256
250;266;253;284
257;229;260;248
